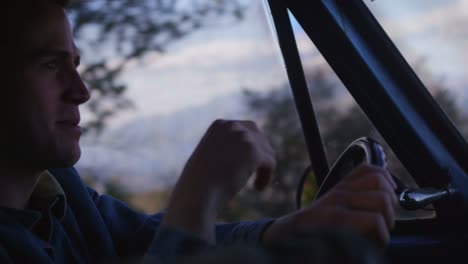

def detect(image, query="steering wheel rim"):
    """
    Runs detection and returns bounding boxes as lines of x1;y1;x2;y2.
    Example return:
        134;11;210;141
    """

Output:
296;137;387;209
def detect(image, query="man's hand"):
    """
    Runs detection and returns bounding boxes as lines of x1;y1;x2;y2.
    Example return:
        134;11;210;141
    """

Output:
181;119;276;199
162;119;276;243
262;164;398;247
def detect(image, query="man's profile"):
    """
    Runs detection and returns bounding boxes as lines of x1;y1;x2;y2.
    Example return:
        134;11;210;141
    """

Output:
0;0;397;263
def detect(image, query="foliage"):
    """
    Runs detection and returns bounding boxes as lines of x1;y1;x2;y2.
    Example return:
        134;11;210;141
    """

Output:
218;68;343;219
229;64;468;219
67;0;246;133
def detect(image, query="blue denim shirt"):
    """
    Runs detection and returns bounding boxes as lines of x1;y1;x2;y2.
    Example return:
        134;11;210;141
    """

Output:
0;168;274;263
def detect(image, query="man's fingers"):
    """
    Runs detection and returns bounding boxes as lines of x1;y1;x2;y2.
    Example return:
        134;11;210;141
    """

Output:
254;156;276;191
234;121;277;190
209;119;276;192
237;120;261;132
347;191;396;229
294;206;391;247
382;169;397;190
255;166;272;191
345;164;397;191
327;208;391;247
237;121;276;156
341;210;391;247
323;190;396;229
344;164;385;180
342;173;398;205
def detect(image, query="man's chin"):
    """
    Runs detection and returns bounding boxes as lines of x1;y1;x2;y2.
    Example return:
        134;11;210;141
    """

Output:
45;146;82;169
58;149;81;168
7;137;82;169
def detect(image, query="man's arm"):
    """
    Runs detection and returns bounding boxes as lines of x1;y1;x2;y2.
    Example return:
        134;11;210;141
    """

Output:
142;119;397;261
143;165;396;262
158;119;276;244
143;119;276;262
86;187;273;260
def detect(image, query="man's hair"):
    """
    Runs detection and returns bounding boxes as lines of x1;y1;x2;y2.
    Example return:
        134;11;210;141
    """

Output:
54;0;72;7
2;0;70;46
1;0;72;82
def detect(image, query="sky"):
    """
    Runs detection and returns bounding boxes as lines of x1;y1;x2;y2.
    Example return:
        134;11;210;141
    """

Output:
365;0;468;89
113;0;468;121
76;0;468;191
80;1;317;127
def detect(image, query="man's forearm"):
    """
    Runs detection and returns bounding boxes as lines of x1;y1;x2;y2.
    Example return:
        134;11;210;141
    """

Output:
161;185;224;244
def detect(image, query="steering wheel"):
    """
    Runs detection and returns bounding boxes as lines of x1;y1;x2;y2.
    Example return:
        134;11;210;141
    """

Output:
296;138;468;262
297;137;387;209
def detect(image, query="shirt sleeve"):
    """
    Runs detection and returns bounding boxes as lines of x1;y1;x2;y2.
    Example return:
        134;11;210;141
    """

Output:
87;187;275;261
215;219;276;245
142;226;211;263
142;219;275;263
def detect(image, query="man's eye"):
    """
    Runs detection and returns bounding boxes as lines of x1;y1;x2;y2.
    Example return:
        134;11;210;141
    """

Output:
44;60;59;70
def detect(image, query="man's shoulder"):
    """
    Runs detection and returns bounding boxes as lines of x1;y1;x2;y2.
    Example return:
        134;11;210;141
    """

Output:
48;167;85;189
47;167;97;202
48;167;80;179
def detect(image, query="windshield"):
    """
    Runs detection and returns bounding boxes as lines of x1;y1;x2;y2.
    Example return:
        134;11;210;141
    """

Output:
72;1;307;219
70;0;449;220
365;0;468;141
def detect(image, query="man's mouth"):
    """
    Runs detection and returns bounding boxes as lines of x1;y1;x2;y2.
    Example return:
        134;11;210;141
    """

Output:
56;119;82;135
57;120;80;126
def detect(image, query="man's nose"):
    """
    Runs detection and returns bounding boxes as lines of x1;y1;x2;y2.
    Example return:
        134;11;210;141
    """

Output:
64;69;90;105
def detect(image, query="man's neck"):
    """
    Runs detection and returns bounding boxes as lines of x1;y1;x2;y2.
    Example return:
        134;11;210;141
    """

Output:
0;167;43;209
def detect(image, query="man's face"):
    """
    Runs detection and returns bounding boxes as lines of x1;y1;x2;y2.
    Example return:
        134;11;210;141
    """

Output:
2;3;90;169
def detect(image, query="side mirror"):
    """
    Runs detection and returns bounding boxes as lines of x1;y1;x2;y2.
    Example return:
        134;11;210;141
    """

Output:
297;137;387;209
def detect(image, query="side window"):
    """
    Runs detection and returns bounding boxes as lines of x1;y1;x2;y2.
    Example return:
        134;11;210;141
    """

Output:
365;0;468;141
72;1;442;221
74;2;308;220
289;14;435;220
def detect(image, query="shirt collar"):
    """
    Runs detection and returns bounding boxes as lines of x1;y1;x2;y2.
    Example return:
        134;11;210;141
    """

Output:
29;170;67;221
32;171;65;197
0;170;67;231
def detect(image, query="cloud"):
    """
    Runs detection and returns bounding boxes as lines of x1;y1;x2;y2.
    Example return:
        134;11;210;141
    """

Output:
376;0;467;40
367;0;468;93
118;17;326;116
118;26;289;116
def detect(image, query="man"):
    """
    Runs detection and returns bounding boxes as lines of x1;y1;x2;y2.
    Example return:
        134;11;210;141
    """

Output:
0;0;397;263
